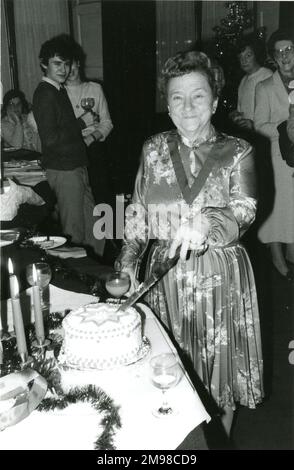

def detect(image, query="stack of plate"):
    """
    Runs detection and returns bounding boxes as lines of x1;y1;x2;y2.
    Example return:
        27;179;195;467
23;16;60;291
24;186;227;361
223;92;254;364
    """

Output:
0;229;20;248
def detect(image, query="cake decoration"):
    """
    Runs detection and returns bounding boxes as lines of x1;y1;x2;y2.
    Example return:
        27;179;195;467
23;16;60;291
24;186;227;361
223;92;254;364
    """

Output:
61;303;147;369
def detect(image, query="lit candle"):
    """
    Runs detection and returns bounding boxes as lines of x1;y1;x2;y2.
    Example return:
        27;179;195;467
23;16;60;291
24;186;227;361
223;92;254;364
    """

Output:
11;277;28;357
260;11;264;27
0;340;3;365
8;257;16;299
32;264;45;343
0;158;4;194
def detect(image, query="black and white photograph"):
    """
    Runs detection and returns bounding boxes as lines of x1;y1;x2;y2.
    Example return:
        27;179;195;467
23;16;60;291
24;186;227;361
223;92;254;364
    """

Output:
0;0;294;453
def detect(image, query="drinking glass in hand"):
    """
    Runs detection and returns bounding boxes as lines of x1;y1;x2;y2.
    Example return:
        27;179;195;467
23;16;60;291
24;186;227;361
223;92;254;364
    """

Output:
81;97;95;114
26;262;52;310
105;271;130;300
150;353;183;417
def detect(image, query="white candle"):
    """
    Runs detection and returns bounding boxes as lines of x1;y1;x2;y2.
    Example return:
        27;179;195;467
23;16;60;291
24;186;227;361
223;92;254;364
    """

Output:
260;11;264;27
0;340;3;365
8;258;16;299
32;264;45;343
11;277;28;356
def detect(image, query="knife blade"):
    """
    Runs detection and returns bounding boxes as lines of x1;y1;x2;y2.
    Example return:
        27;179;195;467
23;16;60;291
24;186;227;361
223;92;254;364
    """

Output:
117;247;181;312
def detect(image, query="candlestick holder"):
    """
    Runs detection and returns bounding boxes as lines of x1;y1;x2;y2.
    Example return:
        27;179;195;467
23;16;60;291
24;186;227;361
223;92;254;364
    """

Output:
32;338;51;350
31;338;51;360
19;352;33;370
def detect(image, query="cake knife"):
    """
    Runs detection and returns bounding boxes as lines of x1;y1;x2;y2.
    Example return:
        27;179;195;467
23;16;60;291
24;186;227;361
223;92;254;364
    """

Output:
117;248;181;312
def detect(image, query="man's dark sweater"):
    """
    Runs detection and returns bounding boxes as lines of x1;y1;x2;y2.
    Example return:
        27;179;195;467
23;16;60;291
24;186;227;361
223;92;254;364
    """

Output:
33;81;87;170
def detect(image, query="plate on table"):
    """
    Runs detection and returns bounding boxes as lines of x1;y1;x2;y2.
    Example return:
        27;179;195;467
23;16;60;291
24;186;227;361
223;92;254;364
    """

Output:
28;236;67;250
0;369;47;431
4;160;38;169
0;229;21;247
3;147;19;152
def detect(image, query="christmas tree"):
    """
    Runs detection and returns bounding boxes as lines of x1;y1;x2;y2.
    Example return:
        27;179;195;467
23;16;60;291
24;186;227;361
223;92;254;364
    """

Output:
211;2;254;111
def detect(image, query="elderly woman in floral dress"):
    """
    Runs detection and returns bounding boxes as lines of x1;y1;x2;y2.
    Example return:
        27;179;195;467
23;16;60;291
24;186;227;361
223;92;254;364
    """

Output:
116;51;264;438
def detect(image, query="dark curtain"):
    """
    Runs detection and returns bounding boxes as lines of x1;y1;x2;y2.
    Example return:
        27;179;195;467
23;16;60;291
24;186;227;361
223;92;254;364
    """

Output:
101;0;156;194
279;1;294;30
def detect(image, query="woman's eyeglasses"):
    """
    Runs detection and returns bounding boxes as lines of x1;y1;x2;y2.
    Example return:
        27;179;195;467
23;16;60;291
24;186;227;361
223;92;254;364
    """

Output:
274;45;294;59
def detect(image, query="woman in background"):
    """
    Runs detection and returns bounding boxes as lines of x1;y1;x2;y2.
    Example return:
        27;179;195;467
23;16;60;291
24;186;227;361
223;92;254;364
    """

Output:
65;39;114;207
230;37;272;131
1;89;39;151
254;29;294;279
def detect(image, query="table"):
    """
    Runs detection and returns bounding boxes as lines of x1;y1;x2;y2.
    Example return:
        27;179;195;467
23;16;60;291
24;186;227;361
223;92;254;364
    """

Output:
3;159;46;187
0;284;210;450
1;148;42;163
0;242;112;302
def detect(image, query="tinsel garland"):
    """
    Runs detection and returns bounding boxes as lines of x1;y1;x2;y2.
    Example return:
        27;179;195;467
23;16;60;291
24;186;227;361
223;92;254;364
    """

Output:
37;385;121;451
1;311;121;450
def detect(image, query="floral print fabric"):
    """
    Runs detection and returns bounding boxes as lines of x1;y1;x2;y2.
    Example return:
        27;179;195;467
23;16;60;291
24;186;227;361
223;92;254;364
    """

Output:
118;129;264;410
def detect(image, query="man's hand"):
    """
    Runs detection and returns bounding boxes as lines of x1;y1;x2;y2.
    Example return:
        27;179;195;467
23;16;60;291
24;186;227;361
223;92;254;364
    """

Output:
237;118;253;129
229;110;243;122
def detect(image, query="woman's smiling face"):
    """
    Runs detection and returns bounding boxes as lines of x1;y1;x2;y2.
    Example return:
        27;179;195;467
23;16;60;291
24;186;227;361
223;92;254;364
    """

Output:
167;71;217;141
67;60;80;83
274;40;294;77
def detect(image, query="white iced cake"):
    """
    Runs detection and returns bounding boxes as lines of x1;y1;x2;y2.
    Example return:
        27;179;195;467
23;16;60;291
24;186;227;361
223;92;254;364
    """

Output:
62;303;143;369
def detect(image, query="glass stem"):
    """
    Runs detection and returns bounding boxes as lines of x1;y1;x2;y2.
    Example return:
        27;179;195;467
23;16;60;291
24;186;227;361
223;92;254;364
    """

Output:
161;390;169;411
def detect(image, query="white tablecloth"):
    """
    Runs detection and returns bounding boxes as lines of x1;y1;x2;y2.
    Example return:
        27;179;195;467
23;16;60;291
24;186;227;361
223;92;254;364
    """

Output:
0;285;210;450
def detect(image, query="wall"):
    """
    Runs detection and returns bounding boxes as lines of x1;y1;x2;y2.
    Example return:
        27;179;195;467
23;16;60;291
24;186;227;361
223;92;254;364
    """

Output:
71;0;103;80
1;1;12;99
256;1;280;40
1;0;70;103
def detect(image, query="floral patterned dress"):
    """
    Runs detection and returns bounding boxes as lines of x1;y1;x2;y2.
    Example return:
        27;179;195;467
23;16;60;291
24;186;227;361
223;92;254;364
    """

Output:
118;128;264;410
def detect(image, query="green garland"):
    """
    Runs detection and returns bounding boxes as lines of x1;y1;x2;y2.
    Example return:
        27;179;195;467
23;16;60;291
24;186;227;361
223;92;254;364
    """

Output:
1;235;121;449
1;312;122;450
38;384;121;451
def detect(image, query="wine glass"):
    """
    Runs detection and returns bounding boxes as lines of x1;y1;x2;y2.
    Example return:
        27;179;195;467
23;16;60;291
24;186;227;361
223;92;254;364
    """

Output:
150;353;183;417
80;97;95;115
105;271;130;301
26;262;52;310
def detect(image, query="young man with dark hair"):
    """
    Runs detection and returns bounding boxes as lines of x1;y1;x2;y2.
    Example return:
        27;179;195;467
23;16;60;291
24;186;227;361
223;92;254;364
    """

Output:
33;34;105;257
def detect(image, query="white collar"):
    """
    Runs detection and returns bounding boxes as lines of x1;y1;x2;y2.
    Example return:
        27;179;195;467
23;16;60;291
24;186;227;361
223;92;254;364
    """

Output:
179;127;216;148
42;77;61;90
245;67;265;80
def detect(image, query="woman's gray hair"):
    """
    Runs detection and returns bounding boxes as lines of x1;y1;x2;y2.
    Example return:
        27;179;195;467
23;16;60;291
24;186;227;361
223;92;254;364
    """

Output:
158;50;219;100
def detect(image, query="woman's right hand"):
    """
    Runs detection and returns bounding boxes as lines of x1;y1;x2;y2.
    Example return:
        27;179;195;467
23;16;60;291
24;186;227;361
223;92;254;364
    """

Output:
169;227;208;261
168;216;209;261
